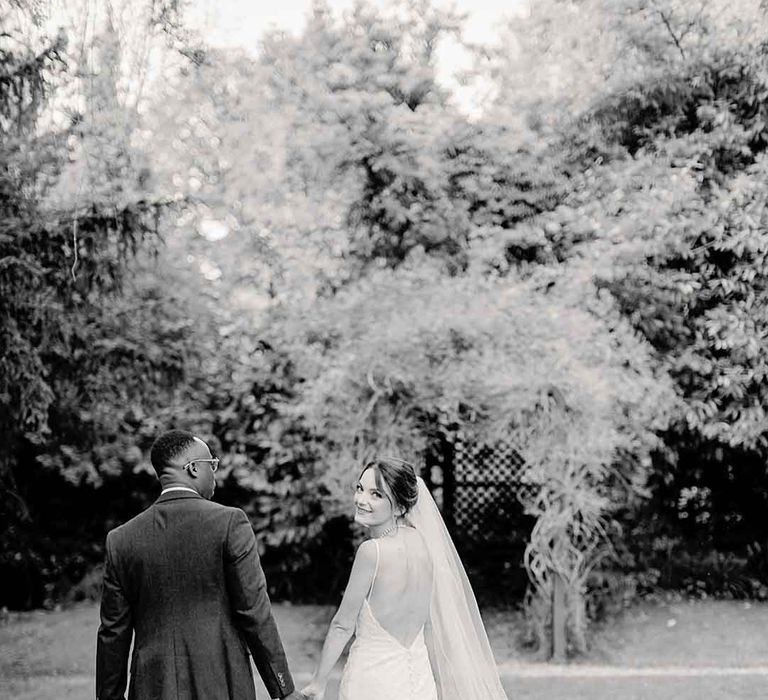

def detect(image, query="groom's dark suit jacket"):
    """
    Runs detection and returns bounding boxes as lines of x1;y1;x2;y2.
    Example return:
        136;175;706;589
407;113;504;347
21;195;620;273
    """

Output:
96;490;294;700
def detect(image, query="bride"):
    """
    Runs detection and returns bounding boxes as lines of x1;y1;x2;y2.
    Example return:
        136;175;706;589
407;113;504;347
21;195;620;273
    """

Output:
300;457;508;700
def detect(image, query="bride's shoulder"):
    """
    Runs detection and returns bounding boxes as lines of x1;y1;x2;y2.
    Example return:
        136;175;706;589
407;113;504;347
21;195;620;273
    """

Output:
355;538;379;560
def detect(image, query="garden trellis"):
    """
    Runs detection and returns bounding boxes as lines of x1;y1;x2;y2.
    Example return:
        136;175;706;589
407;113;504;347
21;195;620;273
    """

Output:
427;436;574;660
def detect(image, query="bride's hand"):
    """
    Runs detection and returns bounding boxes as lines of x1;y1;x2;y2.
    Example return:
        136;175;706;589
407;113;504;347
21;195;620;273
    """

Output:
300;679;326;699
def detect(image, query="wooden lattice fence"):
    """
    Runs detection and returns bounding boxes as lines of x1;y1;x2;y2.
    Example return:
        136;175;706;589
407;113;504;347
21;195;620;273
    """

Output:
445;439;536;538
424;437;568;660
424;438;536;602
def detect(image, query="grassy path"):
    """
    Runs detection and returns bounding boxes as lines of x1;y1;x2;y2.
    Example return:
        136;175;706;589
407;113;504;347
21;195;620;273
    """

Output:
3;668;767;700
2;599;767;699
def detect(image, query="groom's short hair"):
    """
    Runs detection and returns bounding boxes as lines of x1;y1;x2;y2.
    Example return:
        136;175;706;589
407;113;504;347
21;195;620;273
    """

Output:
150;429;198;474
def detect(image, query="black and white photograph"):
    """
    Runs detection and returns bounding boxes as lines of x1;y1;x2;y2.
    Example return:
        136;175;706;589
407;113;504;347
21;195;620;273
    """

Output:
1;0;767;699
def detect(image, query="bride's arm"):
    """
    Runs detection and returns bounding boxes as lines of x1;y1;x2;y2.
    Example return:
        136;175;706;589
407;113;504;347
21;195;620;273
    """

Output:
303;540;377;694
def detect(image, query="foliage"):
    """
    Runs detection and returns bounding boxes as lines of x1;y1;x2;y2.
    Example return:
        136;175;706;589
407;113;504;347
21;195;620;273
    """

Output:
259;0;466;274
0;4;196;608
490;0;767;144
118;2;576;607
573;34;768;451
267;258;673;649
5;0;768;639
491;0;768;616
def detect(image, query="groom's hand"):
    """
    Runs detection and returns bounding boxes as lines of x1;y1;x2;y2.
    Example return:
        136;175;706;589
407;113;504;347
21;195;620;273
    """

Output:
281;692;306;700
299;678;326;699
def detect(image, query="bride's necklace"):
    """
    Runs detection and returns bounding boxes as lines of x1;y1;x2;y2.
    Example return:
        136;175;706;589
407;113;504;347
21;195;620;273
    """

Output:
375;522;398;539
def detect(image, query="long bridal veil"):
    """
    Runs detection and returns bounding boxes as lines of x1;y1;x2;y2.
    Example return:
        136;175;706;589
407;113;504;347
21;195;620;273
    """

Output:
409;476;509;700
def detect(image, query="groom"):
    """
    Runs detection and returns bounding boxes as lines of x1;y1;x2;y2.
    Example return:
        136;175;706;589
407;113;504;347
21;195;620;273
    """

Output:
96;429;302;700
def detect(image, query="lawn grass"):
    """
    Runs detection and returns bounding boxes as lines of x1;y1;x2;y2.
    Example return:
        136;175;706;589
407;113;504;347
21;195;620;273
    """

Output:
586;598;768;668
3;673;764;700
2;599;767;699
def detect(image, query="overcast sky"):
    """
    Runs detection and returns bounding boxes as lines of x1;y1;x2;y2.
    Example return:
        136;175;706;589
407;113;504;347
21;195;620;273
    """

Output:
186;0;528;114
186;0;526;45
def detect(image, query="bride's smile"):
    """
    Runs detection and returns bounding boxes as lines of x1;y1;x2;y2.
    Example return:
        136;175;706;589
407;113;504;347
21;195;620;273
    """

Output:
353;469;395;527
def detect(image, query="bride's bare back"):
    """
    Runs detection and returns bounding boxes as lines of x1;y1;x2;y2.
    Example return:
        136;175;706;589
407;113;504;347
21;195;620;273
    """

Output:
302;460;441;700
366;526;433;647
302;462;507;700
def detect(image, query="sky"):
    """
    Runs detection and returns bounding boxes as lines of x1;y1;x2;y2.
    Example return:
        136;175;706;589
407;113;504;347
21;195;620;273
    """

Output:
186;0;527;45
185;0;529;115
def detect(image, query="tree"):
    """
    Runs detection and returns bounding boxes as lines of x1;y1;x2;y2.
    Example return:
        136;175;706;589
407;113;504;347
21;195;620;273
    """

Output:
260;0;475;274
266;257;673;649
490;0;768;598
0;3;194;608
489;0;767;144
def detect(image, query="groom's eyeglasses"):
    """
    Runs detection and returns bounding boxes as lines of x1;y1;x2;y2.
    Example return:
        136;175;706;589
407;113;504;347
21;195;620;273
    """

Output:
181;458;219;473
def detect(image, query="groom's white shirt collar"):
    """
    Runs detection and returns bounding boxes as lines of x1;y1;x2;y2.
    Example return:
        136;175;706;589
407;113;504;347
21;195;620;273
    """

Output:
160;486;199;496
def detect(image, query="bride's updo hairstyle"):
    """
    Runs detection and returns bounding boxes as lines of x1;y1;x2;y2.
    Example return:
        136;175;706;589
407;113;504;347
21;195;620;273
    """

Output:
360;457;419;517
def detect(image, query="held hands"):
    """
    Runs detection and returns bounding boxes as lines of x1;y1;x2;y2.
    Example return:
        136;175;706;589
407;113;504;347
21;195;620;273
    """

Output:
300;678;327;699
283;692;308;700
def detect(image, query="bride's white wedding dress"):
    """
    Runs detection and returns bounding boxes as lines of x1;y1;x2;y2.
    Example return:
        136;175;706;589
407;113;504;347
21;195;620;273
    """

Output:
338;538;438;700
337;477;509;700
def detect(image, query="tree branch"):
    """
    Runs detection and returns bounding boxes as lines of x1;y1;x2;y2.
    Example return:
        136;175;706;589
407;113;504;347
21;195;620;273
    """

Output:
653;6;687;60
